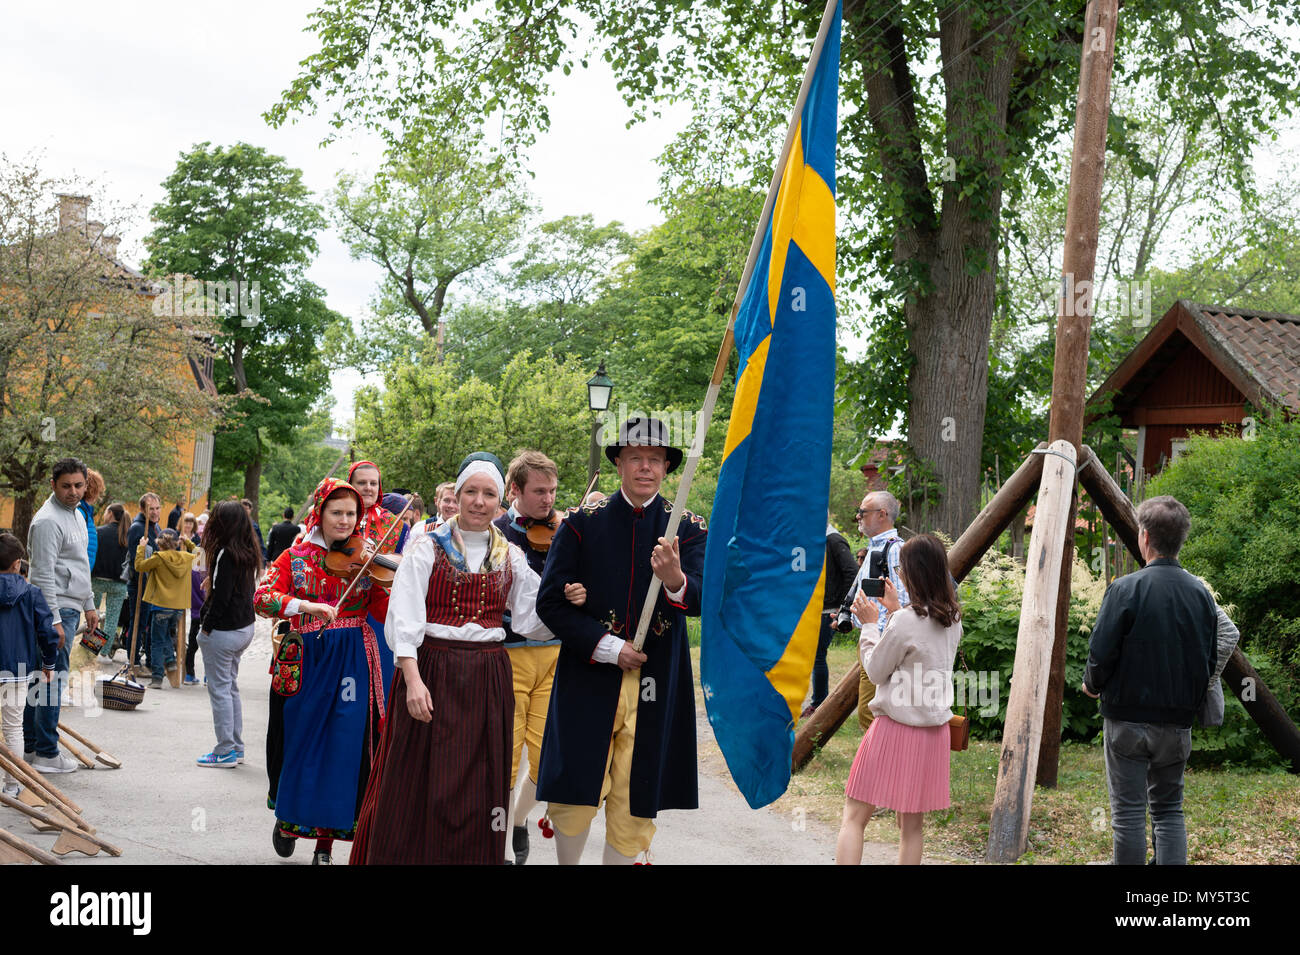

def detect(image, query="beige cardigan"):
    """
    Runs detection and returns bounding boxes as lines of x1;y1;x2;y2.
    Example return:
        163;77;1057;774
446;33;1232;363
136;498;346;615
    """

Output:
860;605;963;727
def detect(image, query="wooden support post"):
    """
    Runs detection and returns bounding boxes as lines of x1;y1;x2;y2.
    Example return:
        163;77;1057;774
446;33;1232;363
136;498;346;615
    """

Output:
791;661;862;771
987;440;1077;862
1036;0;1119;792
948;444;1046;582
1037;489;1077;788
1222;649;1300;773
792;444;1046;770
1077;446;1141;560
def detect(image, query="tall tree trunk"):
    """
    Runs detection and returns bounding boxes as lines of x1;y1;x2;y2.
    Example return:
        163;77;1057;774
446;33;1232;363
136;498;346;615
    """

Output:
242;453;262;514
849;1;1021;538
10;492;36;547
906;282;994;536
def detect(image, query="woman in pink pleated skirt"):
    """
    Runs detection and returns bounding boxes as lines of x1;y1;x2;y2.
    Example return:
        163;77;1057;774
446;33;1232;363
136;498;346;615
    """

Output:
835;534;962;865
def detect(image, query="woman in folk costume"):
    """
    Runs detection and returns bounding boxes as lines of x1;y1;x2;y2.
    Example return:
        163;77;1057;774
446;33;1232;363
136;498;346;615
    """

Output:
262;461;407;814
351;452;553;865
254;478;390;866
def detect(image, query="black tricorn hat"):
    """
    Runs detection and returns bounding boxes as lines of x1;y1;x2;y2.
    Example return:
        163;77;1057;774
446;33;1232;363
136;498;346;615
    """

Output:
605;416;684;472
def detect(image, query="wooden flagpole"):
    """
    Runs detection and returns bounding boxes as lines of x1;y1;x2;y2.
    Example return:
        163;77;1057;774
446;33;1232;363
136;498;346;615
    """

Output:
987;0;1119;861
632;0;840;651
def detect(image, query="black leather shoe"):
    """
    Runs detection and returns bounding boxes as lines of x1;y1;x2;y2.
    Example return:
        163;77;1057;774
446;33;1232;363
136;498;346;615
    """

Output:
312;851;332;865
272;824;295;858
512;825;530;865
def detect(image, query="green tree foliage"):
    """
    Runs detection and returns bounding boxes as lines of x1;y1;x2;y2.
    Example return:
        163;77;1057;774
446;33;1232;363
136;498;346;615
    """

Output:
211;399;344;527
441;215;632;381
1147;412;1300;684
333;138;532;371
353;348;594;507
270;0;1300;539
144;142;344;510
0;158;224;541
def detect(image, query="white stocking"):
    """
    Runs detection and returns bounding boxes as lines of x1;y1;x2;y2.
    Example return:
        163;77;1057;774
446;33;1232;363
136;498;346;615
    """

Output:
554;826;590;866
514;775;539;824
602;841;637;866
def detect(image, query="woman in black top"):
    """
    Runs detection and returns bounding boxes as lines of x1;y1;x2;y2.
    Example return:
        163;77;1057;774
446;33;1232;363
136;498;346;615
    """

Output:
91;503;130;654
194;501;263;768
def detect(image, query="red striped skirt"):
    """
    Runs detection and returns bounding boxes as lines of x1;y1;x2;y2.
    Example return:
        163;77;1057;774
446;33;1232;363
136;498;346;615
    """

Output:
351;638;513;864
845;714;951;813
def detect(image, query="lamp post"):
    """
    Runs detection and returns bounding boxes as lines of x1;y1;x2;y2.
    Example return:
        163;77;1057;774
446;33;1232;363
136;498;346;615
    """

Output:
586;362;613;490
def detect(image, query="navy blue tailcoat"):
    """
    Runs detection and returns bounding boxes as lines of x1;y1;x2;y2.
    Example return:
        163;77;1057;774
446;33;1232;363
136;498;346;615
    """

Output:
535;490;707;818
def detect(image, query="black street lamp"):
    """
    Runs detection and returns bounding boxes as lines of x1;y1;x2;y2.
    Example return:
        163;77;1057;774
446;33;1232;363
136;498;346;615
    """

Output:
586;362;613;489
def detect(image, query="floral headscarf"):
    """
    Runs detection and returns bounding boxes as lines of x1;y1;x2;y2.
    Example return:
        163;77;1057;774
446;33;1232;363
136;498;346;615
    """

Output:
302;477;363;539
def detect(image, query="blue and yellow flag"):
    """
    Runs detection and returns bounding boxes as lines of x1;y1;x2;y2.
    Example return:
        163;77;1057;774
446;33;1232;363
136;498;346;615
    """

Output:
700;1;841;810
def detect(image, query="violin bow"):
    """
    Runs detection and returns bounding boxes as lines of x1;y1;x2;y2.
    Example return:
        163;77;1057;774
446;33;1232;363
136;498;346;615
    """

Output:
579;470;600;507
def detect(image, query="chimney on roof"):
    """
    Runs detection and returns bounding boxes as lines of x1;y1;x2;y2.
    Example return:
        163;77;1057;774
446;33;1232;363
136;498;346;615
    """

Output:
100;234;121;260
57;194;91;232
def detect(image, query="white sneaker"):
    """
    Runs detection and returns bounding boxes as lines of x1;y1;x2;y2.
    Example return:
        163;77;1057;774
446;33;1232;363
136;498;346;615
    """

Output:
29;752;78;774
2;783;19;797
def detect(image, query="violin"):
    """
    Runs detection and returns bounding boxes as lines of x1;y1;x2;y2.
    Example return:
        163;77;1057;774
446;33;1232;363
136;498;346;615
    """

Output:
523;515;559;553
328;495;414;604
325;534;403;585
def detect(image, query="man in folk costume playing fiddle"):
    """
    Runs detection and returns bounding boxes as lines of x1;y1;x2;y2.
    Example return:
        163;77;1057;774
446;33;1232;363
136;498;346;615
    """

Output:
491;450;566;864
350;452;553;865
536;417;707;864
254;478;390;865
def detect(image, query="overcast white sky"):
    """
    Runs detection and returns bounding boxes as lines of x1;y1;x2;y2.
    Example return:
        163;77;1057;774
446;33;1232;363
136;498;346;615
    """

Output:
0;0;689;428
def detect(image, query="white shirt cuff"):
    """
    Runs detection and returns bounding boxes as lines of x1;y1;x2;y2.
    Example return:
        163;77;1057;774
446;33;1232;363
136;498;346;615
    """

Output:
284;598;302;617
665;579;687;603
593;634;624;664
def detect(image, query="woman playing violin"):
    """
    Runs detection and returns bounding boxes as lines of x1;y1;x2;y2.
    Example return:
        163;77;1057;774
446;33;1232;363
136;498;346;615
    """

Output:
254;478;389;865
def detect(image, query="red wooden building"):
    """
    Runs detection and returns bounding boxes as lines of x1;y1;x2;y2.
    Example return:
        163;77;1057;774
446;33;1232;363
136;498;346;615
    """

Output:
1087;300;1300;473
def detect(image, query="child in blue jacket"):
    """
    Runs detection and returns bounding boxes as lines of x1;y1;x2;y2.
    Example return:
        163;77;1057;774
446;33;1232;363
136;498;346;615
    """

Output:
0;533;58;795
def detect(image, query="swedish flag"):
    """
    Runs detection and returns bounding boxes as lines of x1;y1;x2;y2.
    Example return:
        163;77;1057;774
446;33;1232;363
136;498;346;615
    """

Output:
700;1;841;810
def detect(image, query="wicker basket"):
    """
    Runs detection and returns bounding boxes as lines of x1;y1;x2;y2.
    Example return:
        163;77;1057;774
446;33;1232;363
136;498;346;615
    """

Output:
97;666;146;711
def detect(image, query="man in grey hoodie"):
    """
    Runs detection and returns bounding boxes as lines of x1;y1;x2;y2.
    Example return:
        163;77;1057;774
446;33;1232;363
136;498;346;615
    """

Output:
24;457;99;774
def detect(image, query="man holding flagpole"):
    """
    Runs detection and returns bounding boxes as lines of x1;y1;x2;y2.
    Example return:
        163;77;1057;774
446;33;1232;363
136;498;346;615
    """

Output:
535;417;707;865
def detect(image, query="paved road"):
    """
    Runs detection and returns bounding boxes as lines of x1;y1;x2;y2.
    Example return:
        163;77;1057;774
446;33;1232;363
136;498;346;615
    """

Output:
5;618;890;865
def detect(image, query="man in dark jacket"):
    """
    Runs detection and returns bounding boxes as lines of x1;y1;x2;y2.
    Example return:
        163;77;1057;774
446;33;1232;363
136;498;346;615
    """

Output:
1082;495;1216;865
536;417;706;865
266;508;299;564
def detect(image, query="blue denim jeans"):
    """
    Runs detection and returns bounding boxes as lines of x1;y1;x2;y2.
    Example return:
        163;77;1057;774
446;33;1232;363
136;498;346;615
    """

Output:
149;606;183;679
23;607;78;758
1103;718;1193;865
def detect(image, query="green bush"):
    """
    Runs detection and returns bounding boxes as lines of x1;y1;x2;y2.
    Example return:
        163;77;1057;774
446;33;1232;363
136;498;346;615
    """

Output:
1147;411;1300;683
957;550;1107;742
